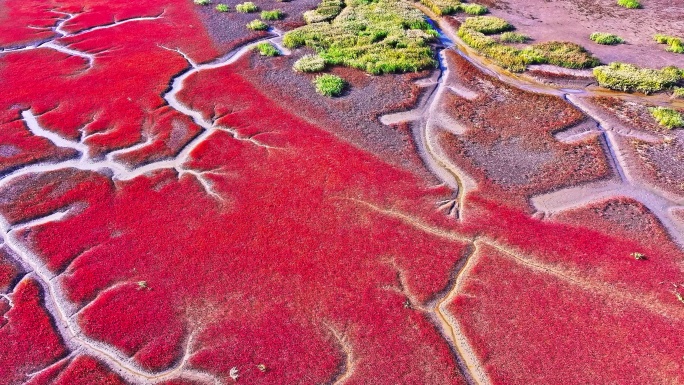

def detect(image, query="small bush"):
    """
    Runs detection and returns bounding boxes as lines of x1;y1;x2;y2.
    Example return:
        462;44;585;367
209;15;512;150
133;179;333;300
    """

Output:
303;0;344;23
255;42;279;56
674;88;684;98
649;107;684;129
261;9;283;20
194;0;210;5
461;16;513;34
500;31;529;43
593;62;682;94
420;0;461;16
293;54;326;72
590;32;624;45
236;2;258;12
617;0;640;8
314;74;345;96
532;41;600;69
215;3;229;11
461;3;488;15
247;19;268;30
654;34;684;54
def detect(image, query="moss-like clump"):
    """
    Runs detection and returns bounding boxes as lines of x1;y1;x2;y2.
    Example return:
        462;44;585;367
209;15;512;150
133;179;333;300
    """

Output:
654;34;684;54
674;87;684;98
255;42;280;56
284;0;438;75
236;1;259;12
461;3;487;15
303;0;344;23
261;9;284;20
617;0;640;8
461;16;512;34
247;19;269;30
593;62;682;94
458;16;599;72
649;107;684;129
590;32;624;45
499;31;529;43
419;0;487;16
314;74;345;96
294;54;326;72
194;0;210;5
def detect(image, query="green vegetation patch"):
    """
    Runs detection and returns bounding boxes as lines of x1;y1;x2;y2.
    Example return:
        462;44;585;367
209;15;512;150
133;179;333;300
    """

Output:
460;3;488;15
674;87;684;98
261;9;284;20
216;3;229;11
420;0;461;16
617;0;640;8
458;17;599;72
247;19;269;30
303;0;344;23
649;107;684;129
314;74;345;96
590;32;624;45
284;0;438;75
593;62;682;94
654;34;684;54
532;41;600;69
461;16;512;34
499;31;529;43
255;42;280;56
294;54;326;72
194;0;211;5
236;1;259;12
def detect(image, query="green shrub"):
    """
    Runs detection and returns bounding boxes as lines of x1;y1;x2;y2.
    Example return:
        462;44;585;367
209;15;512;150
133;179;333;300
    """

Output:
284;0;438;75
461;16;513;34
194;0;210;5
590;32;624;45
673;87;684;98
500;31;529;43
247;19;268;30
649;107;684;129
461;3;488;15
420;0;461;16
654;34;684;54
255;42;280;56
314;74;345;96
293;54;326;72
617;0;640;8
532;41;600;68
236;2;258;12
215;3;229;11
593;62;682;94
261;9;283;20
303;0;344;23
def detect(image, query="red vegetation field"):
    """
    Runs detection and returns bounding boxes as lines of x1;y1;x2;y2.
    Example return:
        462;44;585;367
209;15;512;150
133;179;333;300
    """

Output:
1;0;683;384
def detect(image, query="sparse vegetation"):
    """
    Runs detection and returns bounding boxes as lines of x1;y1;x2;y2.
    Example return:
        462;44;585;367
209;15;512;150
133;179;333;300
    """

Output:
461;3;488;15
236;1;258;13
194;0;211;5
420;0;461;15
674;87;684;98
215;3;229;12
590;32;624;45
314;74;345;96
649;107;684;129
593;62;682;94
617;0;640;9
303;0;344;23
461;16;513;34
654;34;684;54
293;54;326;72
247;19;268;30
261;9;284;20
630;252;646;260
499;31;528;43
284;0;438;75
255;42;280;56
